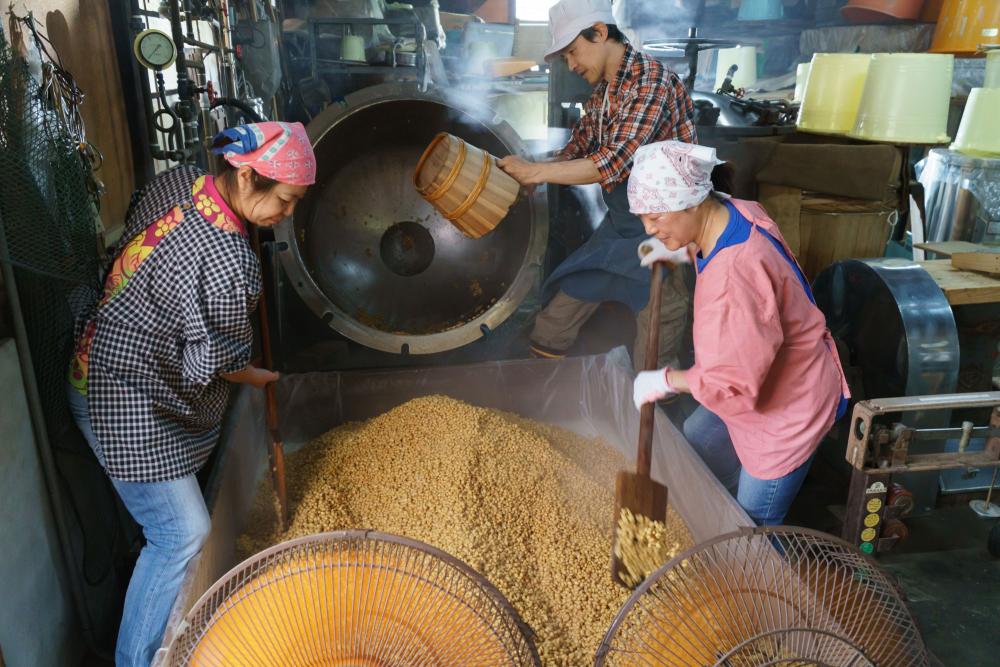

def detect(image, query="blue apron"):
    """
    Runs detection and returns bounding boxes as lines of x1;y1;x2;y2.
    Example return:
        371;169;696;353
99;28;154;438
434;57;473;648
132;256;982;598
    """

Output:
542;180;652;313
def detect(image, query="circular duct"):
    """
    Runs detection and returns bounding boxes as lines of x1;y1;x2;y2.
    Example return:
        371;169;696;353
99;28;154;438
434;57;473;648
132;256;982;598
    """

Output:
276;83;547;354
812;259;959;399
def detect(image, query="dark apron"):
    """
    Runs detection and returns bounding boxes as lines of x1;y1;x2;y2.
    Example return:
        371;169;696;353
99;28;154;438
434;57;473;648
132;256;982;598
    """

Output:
542;180;653;313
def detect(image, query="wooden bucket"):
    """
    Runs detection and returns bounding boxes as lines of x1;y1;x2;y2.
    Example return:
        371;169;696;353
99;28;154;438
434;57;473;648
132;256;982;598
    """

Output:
413;132;520;239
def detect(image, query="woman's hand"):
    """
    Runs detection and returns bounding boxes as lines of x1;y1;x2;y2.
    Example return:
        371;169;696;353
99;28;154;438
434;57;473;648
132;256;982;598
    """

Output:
633;368;676;410
638;237;693;268
222;365;280;388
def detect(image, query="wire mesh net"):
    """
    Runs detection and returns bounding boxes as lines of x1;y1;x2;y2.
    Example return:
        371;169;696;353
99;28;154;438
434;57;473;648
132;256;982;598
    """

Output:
596;526;930;667
165;530;541;666
0;26;137;651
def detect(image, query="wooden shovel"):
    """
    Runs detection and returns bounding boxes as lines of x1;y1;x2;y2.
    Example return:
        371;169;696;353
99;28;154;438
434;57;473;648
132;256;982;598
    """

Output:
250;228;288;532
612;260;669;587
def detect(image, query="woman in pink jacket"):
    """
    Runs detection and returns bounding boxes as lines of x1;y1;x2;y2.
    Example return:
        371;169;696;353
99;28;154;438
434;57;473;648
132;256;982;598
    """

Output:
629;140;849;526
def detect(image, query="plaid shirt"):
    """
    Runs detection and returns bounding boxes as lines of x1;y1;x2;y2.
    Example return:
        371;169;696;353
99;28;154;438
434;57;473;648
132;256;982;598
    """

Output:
561;43;698;191
73;166;261;483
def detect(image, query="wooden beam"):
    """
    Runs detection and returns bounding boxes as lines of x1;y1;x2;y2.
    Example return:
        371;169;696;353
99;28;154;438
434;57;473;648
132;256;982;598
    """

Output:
952;252;1000;275
913;241;989;257
918;260;1000;305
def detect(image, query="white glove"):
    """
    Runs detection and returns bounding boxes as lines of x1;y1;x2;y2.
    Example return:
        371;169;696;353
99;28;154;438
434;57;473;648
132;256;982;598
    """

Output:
633;369;676;410
637;237;691;268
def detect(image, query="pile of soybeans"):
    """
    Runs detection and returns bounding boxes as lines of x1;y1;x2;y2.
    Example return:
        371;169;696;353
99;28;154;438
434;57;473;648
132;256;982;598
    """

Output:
239;395;692;665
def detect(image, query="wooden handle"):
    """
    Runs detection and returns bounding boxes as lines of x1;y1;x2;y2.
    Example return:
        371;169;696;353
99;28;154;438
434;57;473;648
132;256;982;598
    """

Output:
636;262;664;478
251;228;288;529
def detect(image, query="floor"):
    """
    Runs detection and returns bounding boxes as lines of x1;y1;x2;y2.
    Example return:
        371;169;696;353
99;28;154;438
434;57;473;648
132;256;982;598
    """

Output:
788;456;1000;667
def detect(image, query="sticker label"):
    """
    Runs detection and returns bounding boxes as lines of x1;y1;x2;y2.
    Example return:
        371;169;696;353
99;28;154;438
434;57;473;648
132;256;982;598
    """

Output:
866;481;887;495
861;527;877;542
864;513;881;528
983;28;999;38
867;498;883;513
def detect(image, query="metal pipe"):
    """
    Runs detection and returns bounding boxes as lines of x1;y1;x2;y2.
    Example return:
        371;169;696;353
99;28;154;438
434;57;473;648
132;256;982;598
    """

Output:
210;97;264;122
182;36;225;53
959;420;975;452
168;0;200;162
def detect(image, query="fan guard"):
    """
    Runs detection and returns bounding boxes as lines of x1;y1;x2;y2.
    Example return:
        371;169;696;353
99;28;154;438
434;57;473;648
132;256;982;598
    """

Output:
164;530;541;666
595;526;929;667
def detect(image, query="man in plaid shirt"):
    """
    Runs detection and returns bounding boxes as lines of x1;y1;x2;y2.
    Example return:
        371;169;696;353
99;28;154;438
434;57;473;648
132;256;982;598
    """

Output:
499;0;698;369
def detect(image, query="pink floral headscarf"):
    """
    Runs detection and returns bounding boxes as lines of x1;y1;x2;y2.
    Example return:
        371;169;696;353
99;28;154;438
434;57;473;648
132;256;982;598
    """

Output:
211;121;316;186
628;141;724;214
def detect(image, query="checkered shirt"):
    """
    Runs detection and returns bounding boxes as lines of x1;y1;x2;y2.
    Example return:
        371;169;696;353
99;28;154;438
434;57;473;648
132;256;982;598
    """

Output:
561;42;698;191
82;165;261;482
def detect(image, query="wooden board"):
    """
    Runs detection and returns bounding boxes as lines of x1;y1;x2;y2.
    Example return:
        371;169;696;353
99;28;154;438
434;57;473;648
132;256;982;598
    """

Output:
952;252;1000;275
7;0;136;231
913;241;991;257
918;260;1000;305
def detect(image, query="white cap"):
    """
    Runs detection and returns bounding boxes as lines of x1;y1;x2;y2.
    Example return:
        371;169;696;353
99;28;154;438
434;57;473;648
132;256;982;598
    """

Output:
544;0;615;63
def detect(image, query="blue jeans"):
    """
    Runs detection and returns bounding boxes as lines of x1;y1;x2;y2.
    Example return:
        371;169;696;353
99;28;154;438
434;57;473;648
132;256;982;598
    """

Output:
67;385;211;667
683;406;812;526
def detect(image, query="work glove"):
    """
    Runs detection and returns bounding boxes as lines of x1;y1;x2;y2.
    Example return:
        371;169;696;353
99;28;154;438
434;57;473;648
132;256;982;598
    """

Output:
637;236;691;268
633;368;676;410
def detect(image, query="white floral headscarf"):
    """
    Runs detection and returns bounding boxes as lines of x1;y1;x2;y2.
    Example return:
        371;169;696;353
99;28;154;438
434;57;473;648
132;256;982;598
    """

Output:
628;141;725;214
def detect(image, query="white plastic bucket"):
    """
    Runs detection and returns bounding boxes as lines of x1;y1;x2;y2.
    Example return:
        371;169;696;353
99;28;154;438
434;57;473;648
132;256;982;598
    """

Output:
951;87;1000;157
715;46;758;90
797;53;871;135
850;53;954;144
793;62;811;102
986;51;1000;89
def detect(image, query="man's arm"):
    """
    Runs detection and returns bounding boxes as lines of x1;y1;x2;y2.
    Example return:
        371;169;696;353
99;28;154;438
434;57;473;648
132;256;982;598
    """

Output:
496;155;601;187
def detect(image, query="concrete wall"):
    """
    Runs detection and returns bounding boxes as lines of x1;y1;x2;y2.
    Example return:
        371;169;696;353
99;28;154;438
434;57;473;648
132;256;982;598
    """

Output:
0;338;82;666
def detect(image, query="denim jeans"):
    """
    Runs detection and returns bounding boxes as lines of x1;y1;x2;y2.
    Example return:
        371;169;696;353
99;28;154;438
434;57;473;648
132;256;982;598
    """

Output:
683;405;813;526
67;384;211;667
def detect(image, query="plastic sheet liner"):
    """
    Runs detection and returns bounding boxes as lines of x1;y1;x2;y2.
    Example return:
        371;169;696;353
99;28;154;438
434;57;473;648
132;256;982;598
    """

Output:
155;348;751;663
916;148;1000;245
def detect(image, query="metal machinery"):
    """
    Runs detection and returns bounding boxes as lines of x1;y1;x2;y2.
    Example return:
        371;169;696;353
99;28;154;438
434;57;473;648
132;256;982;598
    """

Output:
843;393;1000;555
272;82;547;365
815;259;1000;549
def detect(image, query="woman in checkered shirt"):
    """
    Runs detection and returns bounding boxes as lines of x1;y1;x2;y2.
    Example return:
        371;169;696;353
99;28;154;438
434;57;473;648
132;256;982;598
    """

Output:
66;122;315;667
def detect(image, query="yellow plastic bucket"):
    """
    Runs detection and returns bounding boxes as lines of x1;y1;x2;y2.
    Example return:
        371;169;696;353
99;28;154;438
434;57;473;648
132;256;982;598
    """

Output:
850;53;954;144
797;53;871;135
986;51;1000;89
950;87;1000;157
793;62;811;102
929;0;1000;55
715;46;758;90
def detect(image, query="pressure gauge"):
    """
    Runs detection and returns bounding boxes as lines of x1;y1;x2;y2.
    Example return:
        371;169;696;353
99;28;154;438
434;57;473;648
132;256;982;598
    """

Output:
133;29;177;70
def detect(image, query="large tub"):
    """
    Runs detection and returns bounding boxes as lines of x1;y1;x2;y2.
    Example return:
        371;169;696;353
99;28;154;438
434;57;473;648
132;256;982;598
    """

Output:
154;349;751;662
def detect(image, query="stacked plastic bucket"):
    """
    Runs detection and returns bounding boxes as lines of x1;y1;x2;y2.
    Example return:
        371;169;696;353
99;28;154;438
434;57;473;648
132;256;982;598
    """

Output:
797;52;955;145
950;52;1000;157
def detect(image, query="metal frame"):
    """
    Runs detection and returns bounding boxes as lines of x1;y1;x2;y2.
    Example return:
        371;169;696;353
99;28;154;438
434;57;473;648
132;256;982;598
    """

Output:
843;393;1000;553
306;16;426;79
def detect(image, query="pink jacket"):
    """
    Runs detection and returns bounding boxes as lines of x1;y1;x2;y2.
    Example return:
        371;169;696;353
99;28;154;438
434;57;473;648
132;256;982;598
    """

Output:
685;199;850;480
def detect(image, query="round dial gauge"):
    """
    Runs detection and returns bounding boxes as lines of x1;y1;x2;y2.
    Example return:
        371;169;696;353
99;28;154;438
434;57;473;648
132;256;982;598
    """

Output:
134;29;177;70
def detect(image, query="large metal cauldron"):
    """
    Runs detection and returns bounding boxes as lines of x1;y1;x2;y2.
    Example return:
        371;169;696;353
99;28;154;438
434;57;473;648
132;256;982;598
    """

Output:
276;83;547;354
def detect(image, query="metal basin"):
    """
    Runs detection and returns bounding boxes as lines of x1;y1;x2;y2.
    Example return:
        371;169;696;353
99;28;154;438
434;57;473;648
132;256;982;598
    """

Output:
276;83;547;354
